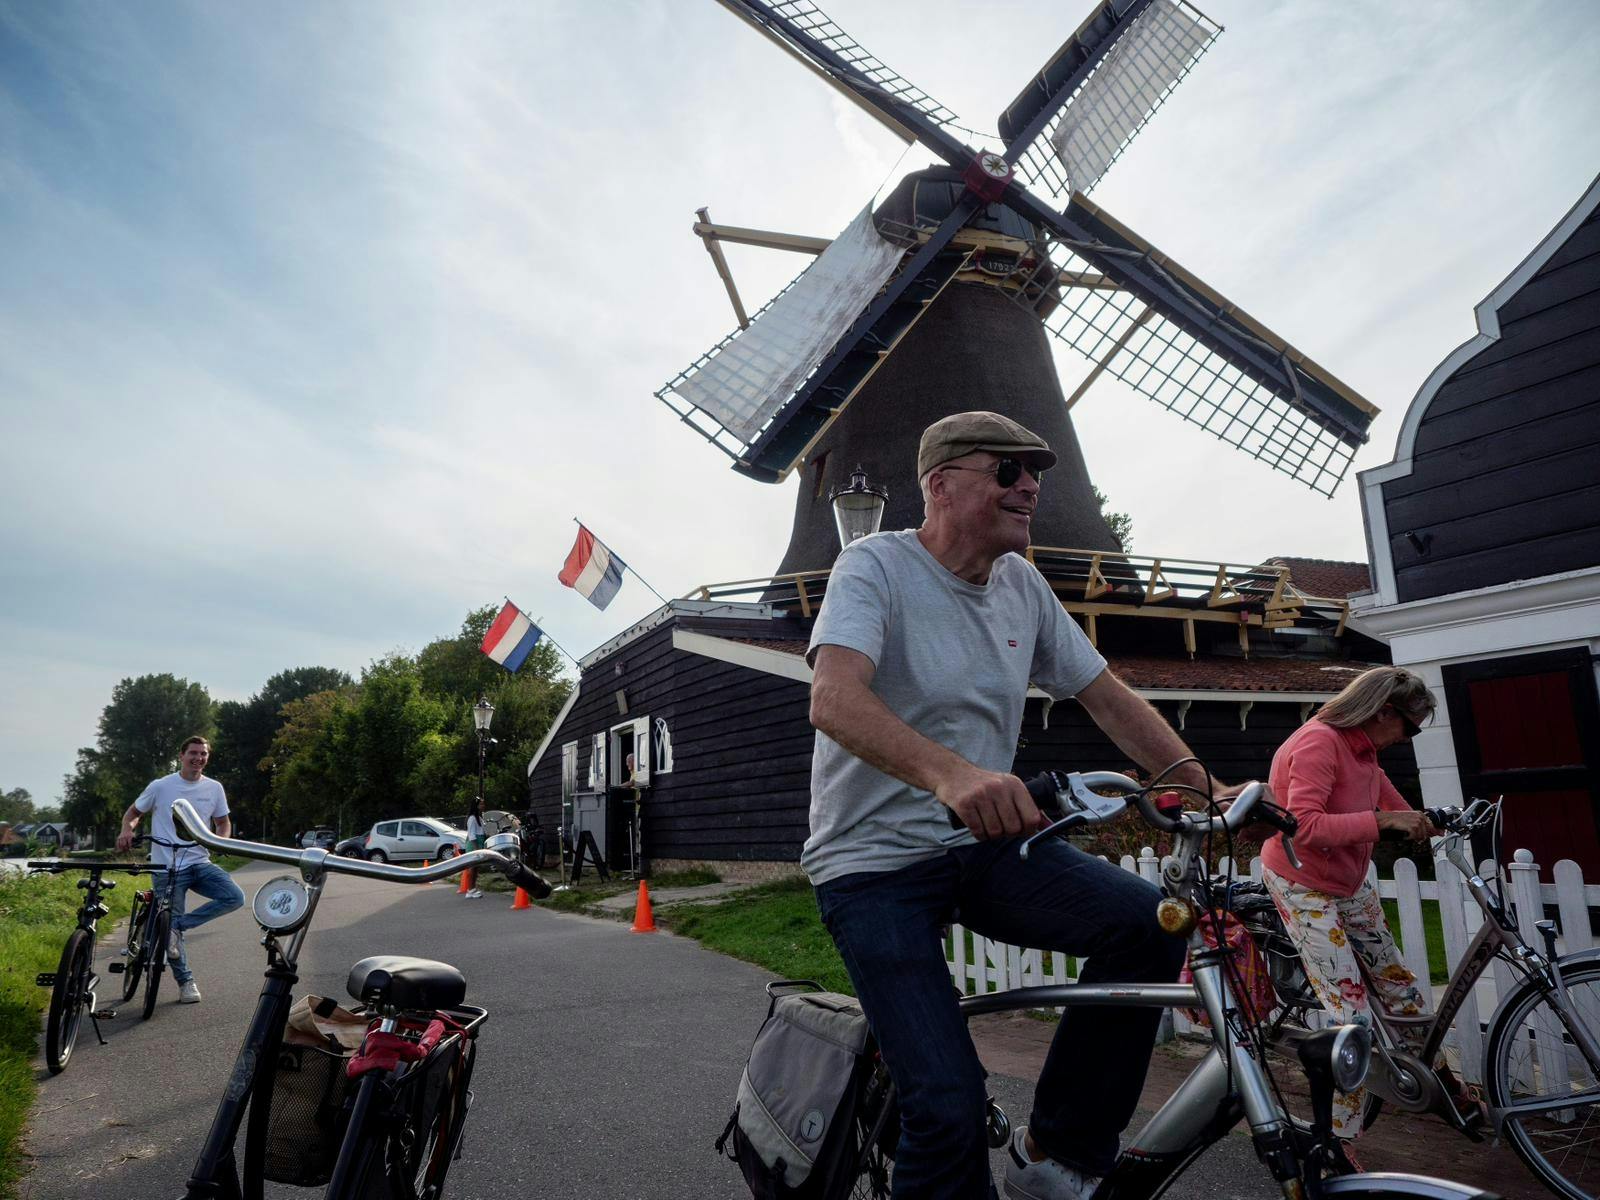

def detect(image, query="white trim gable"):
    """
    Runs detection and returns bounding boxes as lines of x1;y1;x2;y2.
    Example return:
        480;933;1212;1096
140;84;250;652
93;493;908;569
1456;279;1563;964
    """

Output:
1356;172;1600;609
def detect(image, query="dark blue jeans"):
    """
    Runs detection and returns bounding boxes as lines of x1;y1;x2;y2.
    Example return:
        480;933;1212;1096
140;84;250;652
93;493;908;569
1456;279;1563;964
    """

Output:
814;838;1185;1197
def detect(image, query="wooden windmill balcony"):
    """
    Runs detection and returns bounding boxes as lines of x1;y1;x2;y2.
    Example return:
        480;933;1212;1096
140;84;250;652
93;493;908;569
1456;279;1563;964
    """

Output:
688;546;1355;659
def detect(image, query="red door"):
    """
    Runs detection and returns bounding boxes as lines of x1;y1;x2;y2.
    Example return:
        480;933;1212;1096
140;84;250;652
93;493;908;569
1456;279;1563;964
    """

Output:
1445;649;1600;878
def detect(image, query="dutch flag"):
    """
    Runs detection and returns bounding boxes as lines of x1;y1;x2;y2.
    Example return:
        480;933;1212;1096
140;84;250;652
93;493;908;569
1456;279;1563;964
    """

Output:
558;524;627;611
480;601;543;672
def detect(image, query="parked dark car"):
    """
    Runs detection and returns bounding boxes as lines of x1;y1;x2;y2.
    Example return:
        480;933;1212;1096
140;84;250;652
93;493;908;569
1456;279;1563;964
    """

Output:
297;827;337;850
333;834;367;859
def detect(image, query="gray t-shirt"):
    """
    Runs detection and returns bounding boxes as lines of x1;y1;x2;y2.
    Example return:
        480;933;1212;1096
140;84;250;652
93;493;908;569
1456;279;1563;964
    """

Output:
803;530;1106;884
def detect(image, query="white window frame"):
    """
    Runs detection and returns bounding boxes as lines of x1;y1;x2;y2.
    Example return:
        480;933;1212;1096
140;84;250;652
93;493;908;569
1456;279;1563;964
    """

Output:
608;715;652;787
652;717;674;774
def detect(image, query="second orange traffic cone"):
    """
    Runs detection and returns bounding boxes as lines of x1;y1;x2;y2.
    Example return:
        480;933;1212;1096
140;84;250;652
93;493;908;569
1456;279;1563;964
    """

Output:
457;868;472;895
421;859;433;885
630;881;657;934
511;886;532;910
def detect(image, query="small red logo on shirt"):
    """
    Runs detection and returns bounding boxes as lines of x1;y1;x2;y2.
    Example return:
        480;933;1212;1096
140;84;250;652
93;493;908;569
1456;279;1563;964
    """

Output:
1007;640;1018;647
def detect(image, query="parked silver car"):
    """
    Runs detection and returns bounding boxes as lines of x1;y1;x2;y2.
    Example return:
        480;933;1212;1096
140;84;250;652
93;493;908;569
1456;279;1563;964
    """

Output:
361;817;466;864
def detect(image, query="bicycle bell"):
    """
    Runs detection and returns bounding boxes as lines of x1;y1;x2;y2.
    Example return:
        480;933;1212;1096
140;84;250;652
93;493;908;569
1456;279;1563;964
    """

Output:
252;875;313;932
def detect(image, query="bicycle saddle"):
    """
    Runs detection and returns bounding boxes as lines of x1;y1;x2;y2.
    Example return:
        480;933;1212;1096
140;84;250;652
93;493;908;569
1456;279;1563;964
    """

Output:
346;955;466;1012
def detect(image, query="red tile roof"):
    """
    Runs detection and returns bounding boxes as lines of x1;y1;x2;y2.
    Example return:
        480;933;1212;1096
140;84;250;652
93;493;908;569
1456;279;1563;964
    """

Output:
1265;557;1372;598
720;637;1377;695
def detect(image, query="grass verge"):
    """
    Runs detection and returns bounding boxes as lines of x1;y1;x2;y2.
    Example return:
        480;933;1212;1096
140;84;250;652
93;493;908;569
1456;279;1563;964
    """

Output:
0;869;136;1199
656;877;853;994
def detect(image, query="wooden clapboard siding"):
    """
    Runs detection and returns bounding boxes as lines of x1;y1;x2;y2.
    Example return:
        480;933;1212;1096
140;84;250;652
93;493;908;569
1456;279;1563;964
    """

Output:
1382;206;1600;603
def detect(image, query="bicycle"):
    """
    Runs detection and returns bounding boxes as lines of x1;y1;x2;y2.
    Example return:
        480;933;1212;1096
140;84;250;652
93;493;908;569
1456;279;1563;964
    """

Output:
27;858;151;1073
112;833;193;1020
1239;796;1600;1200
771;769;1501;1200
166;796;551;1200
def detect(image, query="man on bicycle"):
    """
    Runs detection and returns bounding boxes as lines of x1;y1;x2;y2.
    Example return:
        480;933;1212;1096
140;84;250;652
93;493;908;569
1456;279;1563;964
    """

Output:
116;736;245;1004
806;411;1236;1200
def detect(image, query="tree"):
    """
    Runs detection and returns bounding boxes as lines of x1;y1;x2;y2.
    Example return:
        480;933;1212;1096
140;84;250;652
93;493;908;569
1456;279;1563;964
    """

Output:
0;786;34;824
263;688;354;838
213;666;353;841
1093;486;1133;552
96;674;214;786
61;747;126;841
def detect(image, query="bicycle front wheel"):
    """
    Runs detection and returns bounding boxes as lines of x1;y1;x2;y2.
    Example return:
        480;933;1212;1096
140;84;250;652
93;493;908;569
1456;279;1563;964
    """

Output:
121;893;149;1002
1485;960;1600;1200
46;929;92;1074
142;909;169;1020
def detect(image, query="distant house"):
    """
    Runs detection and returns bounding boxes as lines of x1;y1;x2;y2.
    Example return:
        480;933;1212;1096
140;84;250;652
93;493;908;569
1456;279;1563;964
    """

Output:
1352;171;1600;876
529;550;1409;877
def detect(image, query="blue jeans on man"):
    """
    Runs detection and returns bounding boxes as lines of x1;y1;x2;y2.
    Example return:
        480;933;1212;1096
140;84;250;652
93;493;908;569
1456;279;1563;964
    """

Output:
814;836;1186;1198
157;861;245;985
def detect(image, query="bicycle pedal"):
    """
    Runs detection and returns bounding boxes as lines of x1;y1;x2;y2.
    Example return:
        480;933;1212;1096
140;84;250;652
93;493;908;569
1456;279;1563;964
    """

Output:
36;973;56;987
92;1009;118;1019
108;961;125;974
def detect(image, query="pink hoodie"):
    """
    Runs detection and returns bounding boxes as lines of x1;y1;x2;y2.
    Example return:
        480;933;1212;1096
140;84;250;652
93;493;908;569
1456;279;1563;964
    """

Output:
1260;719;1413;897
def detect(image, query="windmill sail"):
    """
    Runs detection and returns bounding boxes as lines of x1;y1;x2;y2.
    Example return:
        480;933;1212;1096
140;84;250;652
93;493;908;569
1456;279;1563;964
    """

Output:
662;206;905;450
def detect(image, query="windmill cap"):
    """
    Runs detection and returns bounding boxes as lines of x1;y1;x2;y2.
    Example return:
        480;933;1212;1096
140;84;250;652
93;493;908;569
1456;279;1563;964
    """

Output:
917;411;1058;479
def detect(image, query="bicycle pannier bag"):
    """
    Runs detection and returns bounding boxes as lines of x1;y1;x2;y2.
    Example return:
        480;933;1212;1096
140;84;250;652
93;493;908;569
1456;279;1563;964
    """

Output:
717;988;873;1199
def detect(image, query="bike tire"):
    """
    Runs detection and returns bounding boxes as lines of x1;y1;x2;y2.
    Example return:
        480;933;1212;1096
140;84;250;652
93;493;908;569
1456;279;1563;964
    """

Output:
142;908;169;1020
45;929;92;1074
121;894;149;1002
1484;959;1600;1200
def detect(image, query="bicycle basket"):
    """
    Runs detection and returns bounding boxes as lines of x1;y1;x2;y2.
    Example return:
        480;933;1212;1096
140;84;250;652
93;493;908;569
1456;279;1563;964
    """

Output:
261;1043;354;1186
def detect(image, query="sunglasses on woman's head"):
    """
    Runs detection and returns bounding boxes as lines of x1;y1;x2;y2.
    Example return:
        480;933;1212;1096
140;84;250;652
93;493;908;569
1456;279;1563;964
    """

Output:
939;458;1048;488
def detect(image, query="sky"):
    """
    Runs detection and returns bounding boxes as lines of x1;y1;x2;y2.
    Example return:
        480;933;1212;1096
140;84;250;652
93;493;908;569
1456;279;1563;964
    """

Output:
2;0;1597;808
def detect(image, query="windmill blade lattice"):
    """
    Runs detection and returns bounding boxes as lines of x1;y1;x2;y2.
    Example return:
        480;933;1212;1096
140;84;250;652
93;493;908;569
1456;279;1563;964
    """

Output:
716;0;966;142
1008;0;1220;203
1015;228;1362;495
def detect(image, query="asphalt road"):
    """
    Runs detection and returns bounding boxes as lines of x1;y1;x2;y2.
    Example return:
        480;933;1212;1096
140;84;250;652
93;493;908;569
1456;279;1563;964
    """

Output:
20;861;1280;1199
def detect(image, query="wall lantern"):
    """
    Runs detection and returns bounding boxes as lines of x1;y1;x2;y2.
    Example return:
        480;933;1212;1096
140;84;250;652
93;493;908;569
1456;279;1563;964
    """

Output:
829;465;888;550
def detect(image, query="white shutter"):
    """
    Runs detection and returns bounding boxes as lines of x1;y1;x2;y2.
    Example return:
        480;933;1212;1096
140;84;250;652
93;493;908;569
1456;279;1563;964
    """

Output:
630;716;651;785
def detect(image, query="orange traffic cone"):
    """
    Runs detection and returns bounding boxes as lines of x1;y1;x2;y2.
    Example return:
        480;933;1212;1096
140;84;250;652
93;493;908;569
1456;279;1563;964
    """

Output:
457;868;472;895
511;886;532;910
630;880;657;934
422;859;432;885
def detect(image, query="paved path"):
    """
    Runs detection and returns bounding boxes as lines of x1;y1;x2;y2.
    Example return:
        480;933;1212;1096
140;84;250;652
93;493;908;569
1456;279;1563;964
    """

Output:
20;862;1507;1199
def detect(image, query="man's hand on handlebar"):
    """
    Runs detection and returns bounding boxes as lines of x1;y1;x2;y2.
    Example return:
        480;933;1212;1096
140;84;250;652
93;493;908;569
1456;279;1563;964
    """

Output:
939;768;1050;839
1377;808;1436;842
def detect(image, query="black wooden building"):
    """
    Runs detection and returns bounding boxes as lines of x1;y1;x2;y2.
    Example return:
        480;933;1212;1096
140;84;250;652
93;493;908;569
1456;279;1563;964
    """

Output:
1353;170;1600;876
528;553;1412;875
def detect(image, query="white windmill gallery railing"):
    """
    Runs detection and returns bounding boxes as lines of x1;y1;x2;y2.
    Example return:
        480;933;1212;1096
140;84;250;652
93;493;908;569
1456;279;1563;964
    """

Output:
946;848;1600;1088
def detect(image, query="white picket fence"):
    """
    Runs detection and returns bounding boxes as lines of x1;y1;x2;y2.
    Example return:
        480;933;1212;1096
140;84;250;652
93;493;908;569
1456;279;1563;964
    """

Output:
945;847;1600;1087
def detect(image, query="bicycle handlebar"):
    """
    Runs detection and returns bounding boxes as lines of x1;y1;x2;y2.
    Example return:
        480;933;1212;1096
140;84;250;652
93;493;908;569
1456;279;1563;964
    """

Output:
170;800;553;899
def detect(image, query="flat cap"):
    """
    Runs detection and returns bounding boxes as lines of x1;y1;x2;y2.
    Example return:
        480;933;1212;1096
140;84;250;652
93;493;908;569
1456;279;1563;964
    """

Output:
917;410;1057;479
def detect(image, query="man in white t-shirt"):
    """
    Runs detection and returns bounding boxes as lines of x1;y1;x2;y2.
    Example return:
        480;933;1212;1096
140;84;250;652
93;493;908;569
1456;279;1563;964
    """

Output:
116;736;245;1004
807;412;1241;1200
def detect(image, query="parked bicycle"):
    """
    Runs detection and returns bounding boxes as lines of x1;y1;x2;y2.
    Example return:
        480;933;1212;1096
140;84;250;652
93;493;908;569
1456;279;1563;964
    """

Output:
167;796;551;1200
111;833;191;1019
27;859;150;1073
726;768;1500;1200
1236;796;1600;1200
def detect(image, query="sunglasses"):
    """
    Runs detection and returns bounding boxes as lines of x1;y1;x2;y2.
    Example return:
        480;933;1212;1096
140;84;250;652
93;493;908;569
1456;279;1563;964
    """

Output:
1393;706;1424;739
939;458;1048;488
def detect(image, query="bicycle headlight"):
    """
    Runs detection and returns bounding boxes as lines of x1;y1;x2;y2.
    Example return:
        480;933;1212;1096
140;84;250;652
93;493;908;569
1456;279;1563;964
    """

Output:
1329;1023;1373;1093
253;875;312;932
484;831;521;856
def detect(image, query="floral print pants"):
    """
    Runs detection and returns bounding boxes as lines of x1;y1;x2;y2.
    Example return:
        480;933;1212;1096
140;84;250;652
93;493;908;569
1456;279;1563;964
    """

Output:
1262;868;1430;1140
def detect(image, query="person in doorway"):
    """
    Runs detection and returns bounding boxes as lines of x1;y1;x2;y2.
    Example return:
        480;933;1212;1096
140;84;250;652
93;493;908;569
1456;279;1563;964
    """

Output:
116;736;245;1004
807;410;1243;1200
463;799;486;898
1260;666;1478;1159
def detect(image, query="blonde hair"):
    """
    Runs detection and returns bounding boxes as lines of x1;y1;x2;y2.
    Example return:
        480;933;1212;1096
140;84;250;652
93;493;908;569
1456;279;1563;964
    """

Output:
1314;667;1436;730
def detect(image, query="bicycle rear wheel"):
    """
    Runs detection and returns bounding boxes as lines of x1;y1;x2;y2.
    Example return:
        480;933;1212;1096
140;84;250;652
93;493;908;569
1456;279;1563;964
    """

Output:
46;929;92;1074
121;893;149;1002
142;909;169;1020
1485;960;1600;1200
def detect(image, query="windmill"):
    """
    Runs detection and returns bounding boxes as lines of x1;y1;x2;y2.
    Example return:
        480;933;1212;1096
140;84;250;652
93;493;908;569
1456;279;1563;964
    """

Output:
657;0;1379;578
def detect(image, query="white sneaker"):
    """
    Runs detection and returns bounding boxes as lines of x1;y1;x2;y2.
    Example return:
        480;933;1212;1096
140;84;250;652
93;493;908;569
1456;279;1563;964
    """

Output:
465;889;483;899
178;980;202;1004
1004;1127;1100;1200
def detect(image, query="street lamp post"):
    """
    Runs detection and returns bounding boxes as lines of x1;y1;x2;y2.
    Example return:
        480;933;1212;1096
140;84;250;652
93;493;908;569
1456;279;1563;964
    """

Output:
472;696;495;810
829;465;888;549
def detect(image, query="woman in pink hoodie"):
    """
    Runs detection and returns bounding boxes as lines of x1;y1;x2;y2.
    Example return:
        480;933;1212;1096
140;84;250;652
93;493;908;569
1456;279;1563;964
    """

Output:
1261;666;1439;1151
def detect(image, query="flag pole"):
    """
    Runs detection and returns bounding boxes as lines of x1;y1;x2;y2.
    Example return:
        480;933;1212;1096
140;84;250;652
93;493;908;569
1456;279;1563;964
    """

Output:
570;518;673;608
